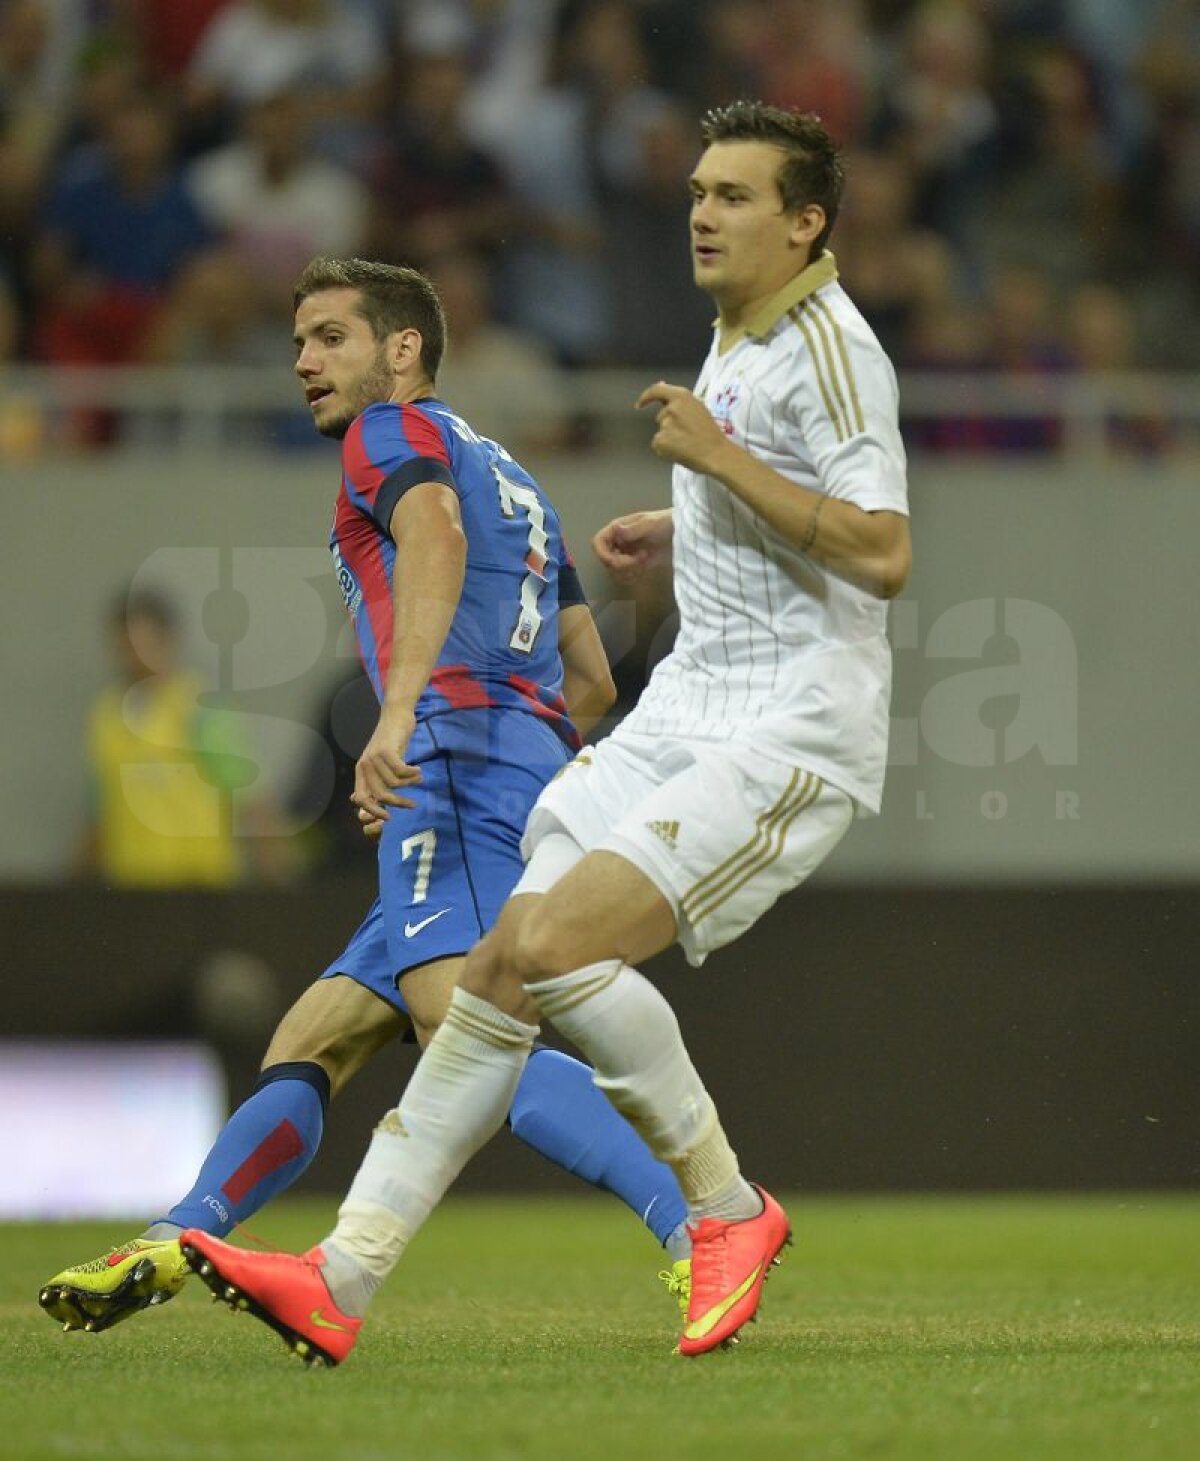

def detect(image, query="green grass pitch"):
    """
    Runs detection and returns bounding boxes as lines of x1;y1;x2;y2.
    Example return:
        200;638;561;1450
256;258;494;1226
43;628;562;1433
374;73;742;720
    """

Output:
4;1194;1198;1460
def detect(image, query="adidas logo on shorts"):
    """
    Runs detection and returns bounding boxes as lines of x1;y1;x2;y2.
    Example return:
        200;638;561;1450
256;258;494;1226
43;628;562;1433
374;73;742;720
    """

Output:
647;819;680;850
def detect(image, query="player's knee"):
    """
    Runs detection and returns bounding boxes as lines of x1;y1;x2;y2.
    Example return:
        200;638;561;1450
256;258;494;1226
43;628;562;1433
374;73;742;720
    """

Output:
461;897;549;994
459;930;511;1001
263;1014;357;1094
510;906;576;986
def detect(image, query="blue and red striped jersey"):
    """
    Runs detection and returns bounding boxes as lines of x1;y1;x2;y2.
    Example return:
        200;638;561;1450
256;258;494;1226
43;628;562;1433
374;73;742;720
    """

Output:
330;398;585;751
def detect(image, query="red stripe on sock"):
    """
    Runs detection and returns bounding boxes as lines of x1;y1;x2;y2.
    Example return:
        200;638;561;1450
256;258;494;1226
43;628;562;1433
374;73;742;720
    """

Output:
221;1119;306;1205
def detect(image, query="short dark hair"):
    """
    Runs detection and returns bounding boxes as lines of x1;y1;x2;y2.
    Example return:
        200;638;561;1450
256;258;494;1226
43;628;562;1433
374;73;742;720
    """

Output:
700;101;845;255
293;257;447;380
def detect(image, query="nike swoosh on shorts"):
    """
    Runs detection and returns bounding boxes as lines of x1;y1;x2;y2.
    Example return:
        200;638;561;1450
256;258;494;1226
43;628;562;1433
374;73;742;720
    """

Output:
404;908;452;938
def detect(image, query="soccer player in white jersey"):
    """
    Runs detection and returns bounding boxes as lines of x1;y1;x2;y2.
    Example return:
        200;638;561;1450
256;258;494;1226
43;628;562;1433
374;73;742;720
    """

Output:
180;101;912;1365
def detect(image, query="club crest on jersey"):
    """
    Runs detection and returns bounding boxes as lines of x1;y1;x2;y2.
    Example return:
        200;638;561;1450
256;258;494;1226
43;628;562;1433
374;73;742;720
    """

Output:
711;383;740;436
330;542;363;617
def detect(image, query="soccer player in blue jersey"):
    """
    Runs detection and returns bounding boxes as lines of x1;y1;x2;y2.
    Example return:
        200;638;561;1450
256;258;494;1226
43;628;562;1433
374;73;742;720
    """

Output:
39;257;690;1333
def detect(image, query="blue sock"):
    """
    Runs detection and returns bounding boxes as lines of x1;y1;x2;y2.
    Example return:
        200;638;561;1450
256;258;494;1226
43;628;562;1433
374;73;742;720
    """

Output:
508;1047;688;1246
156;1062;330;1236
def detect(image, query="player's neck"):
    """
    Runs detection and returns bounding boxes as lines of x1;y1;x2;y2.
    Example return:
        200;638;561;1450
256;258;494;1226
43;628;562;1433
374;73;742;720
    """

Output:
714;254;825;353
388;379;438;407
715;294;772;354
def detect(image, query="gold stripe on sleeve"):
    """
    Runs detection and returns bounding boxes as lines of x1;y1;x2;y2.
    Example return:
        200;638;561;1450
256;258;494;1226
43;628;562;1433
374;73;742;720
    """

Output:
811;294;865;434
790;307;847;442
800;298;855;442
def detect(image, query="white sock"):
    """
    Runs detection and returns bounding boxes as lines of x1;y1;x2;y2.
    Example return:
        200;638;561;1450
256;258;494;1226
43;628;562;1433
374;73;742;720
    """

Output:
317;1236;385;1319
141;1222;182;1241
527;962;759;1224
322;987;538;1304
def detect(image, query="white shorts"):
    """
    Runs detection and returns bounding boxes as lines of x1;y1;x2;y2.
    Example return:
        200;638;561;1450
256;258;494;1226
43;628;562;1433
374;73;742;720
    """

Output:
516;728;855;966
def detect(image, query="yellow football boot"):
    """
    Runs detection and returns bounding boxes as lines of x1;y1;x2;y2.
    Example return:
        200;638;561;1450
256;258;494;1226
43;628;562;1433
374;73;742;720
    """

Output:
39;1238;189;1333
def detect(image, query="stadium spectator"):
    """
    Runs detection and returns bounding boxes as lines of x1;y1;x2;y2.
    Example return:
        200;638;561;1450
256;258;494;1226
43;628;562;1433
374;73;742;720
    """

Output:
0;0;80;185
363;43;514;268
493;0;675;363
1137;0;1200;276
905;272;991;382
142;247;278;368
0;0;89;125
874;0;999;254
758;0;874;146
983;262;1072;453
986;43;1124;284
184;0;389;164
112;0;235;80
987;262;1073;376
397;0;562;166
149;83;367;377
0;275;44;454
0;268;17;361
60;29;144;155
32;89;213;371
671;0;769;114
429;249;574;452
30;86;215;441
0;0;1197;384
833;146;958;366
77;587;256;889
185;82;369;308
1065;281;1175;455
571;0;677;193
897;252;995;454
0;0;88;332
1066;282;1139;375
600;104;719;369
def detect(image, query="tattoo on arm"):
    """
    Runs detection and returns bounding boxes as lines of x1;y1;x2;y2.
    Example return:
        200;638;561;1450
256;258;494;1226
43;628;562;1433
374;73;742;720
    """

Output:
801;494;826;552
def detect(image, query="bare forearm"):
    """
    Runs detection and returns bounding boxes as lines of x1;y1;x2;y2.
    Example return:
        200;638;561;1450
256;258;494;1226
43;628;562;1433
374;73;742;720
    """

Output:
557;602;617;739
705;439;909;598
562;665;616;738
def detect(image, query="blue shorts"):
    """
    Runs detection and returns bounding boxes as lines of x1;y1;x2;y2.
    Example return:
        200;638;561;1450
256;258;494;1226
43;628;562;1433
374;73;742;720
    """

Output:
321;710;570;1013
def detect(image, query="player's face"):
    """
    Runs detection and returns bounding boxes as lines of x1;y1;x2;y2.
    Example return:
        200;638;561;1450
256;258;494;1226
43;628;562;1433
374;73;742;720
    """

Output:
293;288;396;439
689;141;815;318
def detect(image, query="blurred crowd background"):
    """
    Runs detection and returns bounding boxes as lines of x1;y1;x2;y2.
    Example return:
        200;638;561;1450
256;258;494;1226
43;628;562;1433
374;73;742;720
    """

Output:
3;4;1195;1200
1;0;1198;438
3;0;1199;892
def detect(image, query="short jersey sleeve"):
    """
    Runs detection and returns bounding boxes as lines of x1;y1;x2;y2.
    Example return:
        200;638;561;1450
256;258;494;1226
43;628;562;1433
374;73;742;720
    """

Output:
341;402;458;536
788;296;909;517
556;534;587;608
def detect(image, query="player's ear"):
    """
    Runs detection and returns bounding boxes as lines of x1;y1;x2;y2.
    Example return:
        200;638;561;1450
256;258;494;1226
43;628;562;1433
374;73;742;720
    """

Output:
790;203;825;251
390;327;424;375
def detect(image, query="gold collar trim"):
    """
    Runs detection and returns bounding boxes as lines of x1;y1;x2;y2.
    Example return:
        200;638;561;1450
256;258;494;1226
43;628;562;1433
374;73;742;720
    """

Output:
718;251;839;352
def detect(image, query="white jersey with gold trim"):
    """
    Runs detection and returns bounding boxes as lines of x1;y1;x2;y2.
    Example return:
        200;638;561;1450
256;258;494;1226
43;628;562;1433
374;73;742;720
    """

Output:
618;256;909;813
